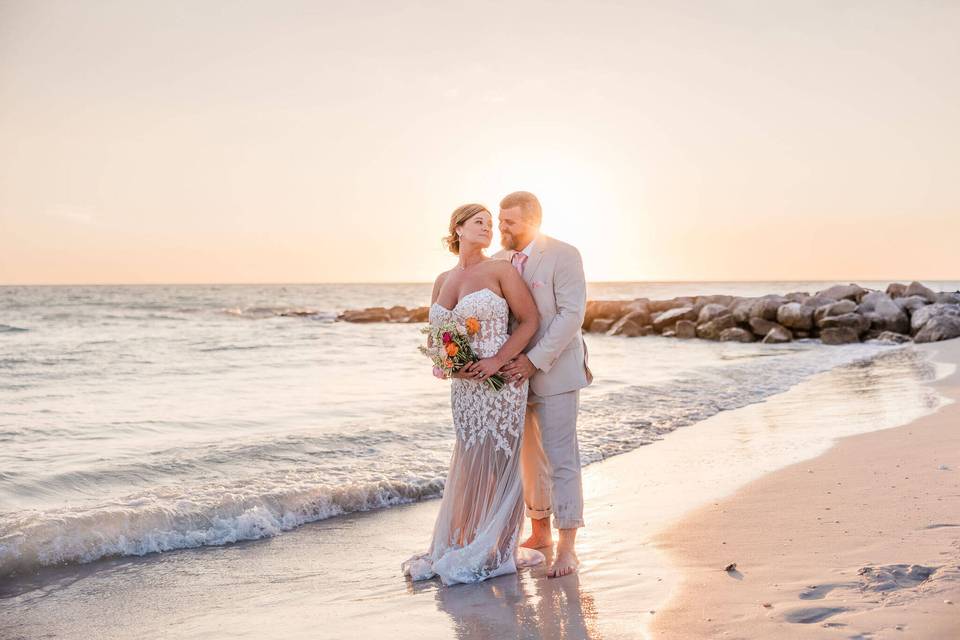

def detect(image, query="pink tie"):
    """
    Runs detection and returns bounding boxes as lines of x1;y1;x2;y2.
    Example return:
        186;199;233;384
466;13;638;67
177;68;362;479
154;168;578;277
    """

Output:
511;251;528;276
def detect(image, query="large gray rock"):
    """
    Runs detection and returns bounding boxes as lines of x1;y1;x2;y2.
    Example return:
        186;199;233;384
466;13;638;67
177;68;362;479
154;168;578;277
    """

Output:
864;310;910;334
886;283;908;299
583;300;629;332
904;281;938;303
387;305;410;321
731;298;756;323
719;327;755;342
936;292;960;305
750;295;789;321
408;307;430;323
777;302;813;330
338;307;390;322
785;291;811;303
817;283;867;302
695;295;736;311
675;319;697;339
339;305;433;323
857;291;888;313
820;313;870;335
762;325;793;343
867;331;912;344
800;294;839;312
608;311;650;337
821;327;861;344
915;315;960;343
584;299;650;331
698;303;731;324
649;297;696;313
858;291;910;334
911;303;960;334
827;299;858;315
652;306;696;332
814;299;858;326
696;314;738;340
749;317;787;337
895;295;930;314
590;318;616;333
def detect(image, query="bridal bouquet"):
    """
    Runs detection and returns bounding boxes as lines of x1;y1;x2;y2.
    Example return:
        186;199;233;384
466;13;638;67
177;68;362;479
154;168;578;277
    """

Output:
419;317;505;391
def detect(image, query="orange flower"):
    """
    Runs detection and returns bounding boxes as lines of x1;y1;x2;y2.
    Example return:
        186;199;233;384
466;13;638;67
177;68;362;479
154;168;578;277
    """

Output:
465;317;480;335
443;358;454;369
445;342;459;357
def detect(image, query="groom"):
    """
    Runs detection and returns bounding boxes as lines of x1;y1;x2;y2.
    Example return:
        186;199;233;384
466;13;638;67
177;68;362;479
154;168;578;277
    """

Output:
494;191;593;578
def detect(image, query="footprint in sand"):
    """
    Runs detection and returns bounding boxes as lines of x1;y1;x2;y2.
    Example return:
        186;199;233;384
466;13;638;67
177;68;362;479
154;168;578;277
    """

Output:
798;582;856;600
783;606;849;624
858;564;936;592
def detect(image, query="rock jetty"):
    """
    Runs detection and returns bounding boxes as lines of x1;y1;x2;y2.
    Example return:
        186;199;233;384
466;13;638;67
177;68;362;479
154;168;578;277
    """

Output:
336;305;429;323
584;282;960;345
336;281;960;345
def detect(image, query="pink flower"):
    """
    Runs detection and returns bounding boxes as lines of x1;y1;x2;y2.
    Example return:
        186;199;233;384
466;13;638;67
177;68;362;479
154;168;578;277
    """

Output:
441;332;452;344
432;366;446;379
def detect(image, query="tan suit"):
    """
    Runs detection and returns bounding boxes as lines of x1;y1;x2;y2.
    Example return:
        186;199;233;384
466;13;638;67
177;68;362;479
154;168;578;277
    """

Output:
494;234;592;529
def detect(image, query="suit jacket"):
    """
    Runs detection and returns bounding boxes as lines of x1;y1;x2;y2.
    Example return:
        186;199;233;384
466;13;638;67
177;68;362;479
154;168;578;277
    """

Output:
494;234;593;397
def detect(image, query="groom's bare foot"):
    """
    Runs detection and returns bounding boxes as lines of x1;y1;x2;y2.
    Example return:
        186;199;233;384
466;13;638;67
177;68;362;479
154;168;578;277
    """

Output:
548;548;579;578
521;516;553;550
519;533;553;550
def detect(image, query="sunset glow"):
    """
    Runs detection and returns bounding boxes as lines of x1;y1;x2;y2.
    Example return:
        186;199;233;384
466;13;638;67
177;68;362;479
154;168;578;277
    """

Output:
1;1;958;284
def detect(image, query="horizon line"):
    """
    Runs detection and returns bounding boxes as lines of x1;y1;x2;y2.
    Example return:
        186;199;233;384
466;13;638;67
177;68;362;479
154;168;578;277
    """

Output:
2;277;959;287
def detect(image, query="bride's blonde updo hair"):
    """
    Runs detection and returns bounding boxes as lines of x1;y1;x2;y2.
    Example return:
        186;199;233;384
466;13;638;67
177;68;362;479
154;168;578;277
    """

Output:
444;203;490;255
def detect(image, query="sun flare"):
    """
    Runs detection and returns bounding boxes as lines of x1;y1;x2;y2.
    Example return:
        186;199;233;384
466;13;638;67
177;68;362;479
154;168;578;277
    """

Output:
479;153;643;281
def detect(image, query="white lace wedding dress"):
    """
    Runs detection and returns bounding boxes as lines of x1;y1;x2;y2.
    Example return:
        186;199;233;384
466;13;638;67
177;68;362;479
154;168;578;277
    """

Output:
403;288;544;585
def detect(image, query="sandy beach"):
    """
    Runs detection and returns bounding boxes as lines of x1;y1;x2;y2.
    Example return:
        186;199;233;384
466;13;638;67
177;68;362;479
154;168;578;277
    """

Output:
2;337;955;639
651;338;960;639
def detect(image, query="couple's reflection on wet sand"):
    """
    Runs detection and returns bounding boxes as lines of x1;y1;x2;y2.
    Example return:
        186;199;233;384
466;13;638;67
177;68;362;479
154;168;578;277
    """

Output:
406;549;601;640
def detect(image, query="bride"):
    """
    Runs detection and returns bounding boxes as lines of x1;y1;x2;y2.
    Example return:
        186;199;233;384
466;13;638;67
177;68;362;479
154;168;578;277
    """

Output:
403;203;545;585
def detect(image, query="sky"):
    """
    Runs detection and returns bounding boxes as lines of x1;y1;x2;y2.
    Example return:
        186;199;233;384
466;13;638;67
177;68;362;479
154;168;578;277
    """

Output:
1;0;958;284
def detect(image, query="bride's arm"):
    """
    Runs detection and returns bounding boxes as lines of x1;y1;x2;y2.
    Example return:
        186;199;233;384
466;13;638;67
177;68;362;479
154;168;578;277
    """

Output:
470;263;539;379
426;273;445;349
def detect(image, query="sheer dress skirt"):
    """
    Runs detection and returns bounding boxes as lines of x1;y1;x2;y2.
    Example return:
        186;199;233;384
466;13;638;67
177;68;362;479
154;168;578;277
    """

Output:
402;377;544;585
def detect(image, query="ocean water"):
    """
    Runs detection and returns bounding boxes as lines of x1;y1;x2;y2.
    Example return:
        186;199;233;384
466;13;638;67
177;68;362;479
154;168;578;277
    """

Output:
1;280;957;577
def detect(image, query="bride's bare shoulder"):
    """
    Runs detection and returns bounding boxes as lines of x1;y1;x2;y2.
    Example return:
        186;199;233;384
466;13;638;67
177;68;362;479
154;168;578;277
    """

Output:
484;259;522;287
484;259;514;274
431;269;454;301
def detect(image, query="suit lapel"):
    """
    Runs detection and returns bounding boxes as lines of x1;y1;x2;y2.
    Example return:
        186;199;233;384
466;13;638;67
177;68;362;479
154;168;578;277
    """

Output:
523;235;547;285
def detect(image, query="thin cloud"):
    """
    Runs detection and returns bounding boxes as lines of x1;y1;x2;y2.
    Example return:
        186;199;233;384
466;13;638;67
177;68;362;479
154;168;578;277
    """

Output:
49;205;97;225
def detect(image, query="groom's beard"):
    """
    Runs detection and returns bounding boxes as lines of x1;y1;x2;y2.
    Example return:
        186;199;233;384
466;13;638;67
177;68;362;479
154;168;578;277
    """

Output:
500;232;518;251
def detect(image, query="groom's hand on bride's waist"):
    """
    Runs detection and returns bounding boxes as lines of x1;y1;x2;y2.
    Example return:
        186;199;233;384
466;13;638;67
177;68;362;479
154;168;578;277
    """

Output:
470;357;503;381
500;354;537;387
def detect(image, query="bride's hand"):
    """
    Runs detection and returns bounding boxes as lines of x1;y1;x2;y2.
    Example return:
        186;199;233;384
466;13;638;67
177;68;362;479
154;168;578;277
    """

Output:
451;362;476;379
468;358;502;381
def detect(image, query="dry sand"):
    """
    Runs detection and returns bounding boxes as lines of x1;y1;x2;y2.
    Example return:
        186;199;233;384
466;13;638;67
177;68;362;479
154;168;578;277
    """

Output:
652;339;960;639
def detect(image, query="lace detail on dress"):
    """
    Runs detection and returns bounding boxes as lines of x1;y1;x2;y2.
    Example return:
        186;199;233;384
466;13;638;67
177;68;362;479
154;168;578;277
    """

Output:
429;289;526;455
404;287;543;585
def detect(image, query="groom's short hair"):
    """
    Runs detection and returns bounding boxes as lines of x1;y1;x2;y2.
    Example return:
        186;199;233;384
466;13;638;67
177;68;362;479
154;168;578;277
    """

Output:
500;191;542;227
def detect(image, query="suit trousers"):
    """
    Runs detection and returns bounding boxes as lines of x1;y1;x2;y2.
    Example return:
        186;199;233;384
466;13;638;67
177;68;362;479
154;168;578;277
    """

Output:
520;389;585;530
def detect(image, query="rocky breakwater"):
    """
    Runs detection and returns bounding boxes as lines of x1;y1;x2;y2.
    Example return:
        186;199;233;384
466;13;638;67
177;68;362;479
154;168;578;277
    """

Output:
583;282;960;345
336;305;429;323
